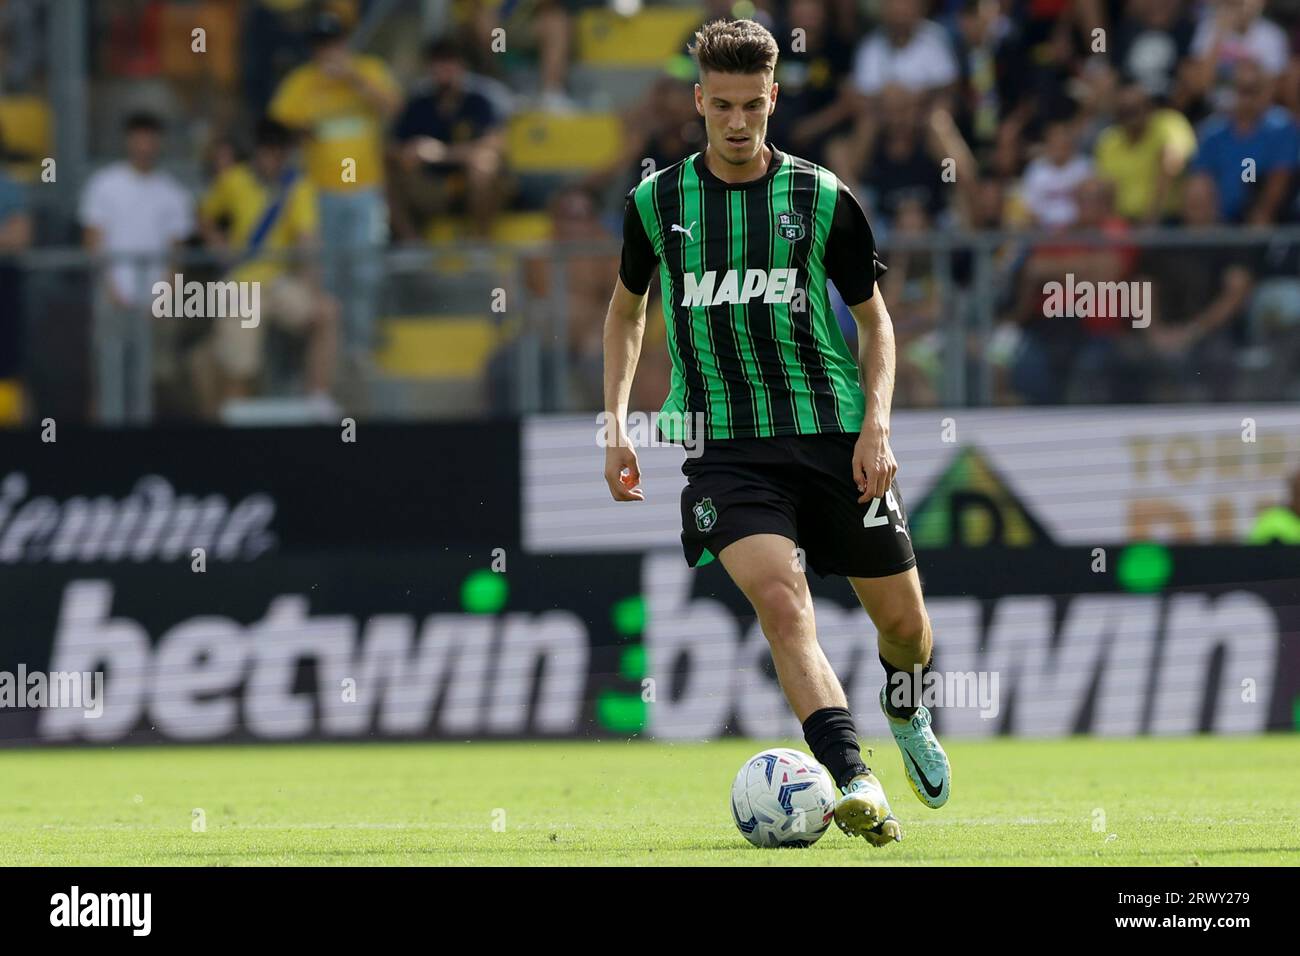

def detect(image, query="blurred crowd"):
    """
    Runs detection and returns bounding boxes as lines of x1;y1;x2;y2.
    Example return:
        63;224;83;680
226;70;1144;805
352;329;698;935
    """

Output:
550;0;1300;410
680;0;1300;409
1;0;1300;423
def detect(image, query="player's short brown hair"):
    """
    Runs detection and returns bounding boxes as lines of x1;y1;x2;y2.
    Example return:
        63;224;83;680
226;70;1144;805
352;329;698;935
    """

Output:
689;18;779;76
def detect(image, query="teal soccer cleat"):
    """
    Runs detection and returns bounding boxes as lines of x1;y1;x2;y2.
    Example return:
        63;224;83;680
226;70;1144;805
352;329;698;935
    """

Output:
880;684;951;808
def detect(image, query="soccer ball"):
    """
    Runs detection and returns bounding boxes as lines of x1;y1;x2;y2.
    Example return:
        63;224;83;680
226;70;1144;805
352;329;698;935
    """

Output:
730;748;836;848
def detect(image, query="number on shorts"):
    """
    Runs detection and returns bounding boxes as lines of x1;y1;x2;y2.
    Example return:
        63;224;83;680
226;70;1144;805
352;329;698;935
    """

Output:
863;490;903;528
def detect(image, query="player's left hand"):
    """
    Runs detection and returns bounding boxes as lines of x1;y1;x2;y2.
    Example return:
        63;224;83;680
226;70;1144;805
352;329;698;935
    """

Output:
852;420;897;504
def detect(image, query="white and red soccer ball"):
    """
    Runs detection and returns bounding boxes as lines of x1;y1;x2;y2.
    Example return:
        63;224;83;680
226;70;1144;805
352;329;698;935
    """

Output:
730;748;836;847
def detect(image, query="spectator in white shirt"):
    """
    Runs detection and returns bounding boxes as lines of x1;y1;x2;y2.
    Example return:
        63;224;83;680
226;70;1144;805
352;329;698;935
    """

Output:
79;112;195;422
851;0;959;109
1018;119;1093;229
1184;0;1290;112
80;112;194;309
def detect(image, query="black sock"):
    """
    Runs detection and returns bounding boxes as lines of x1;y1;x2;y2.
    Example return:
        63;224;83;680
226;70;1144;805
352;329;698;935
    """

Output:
802;706;868;789
880;653;931;719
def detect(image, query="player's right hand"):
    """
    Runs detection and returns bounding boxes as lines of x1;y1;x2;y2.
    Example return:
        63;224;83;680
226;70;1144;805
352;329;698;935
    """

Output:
604;444;644;501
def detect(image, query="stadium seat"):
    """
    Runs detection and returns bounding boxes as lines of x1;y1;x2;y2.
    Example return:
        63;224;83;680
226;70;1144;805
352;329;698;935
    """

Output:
0;379;22;426
506;112;622;172
576;7;702;66
0;95;52;177
491;211;552;245
219;396;337;426
425;219;461;245
424;212;553;247
375;315;500;377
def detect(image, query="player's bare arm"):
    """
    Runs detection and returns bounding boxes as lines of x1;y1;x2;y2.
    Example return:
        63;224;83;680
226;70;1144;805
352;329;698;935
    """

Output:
601;276;648;501
849;287;899;505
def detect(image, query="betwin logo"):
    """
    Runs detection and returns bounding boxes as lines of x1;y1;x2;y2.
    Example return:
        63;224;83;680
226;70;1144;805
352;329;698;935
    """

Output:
37;581;588;743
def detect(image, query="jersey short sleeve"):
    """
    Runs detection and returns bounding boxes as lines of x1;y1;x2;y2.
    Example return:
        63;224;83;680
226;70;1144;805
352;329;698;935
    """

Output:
618;189;657;296
267;67;311;128
824;181;887;307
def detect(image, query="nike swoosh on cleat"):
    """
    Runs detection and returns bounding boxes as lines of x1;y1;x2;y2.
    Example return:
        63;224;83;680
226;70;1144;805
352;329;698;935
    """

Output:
906;751;945;799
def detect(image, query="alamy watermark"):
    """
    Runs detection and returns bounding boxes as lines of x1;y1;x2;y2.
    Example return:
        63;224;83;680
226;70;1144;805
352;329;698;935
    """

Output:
50;886;151;936
596;410;708;458
0;666;104;718
1042;273;1151;328
152;273;260;328
886;666;1000;719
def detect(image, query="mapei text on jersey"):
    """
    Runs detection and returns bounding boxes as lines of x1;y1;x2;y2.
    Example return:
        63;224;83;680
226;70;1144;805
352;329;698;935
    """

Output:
681;268;803;307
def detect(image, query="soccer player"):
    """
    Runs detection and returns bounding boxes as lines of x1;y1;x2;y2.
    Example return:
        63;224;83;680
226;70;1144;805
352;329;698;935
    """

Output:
601;18;950;846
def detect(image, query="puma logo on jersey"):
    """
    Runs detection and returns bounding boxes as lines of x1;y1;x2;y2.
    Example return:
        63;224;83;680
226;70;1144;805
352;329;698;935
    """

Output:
671;221;697;241
681;268;800;307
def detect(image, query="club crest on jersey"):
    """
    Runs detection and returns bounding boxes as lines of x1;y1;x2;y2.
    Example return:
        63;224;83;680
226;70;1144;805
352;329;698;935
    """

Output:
692;497;717;533
776;210;805;242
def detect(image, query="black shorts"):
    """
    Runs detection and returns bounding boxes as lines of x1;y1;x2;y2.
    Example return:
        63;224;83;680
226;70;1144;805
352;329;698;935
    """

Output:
679;432;916;578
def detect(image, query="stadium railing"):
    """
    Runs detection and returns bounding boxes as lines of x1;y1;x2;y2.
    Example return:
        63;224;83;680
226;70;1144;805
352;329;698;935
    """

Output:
3;225;1299;425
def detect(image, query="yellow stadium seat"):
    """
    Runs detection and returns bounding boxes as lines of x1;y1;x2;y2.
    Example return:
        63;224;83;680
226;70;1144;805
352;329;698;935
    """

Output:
376;316;499;377
0;379;24;426
577;7;702;66
0;95;52;160
426;218;462;244
492;211;552;245
424;212;553;246
506;112;622;172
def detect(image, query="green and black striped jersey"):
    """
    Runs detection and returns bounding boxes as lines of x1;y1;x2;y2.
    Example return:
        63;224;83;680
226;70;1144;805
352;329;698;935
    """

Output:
619;144;886;441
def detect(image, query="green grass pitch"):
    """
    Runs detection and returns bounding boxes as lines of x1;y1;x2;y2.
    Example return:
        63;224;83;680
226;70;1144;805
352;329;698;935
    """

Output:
1;736;1297;865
